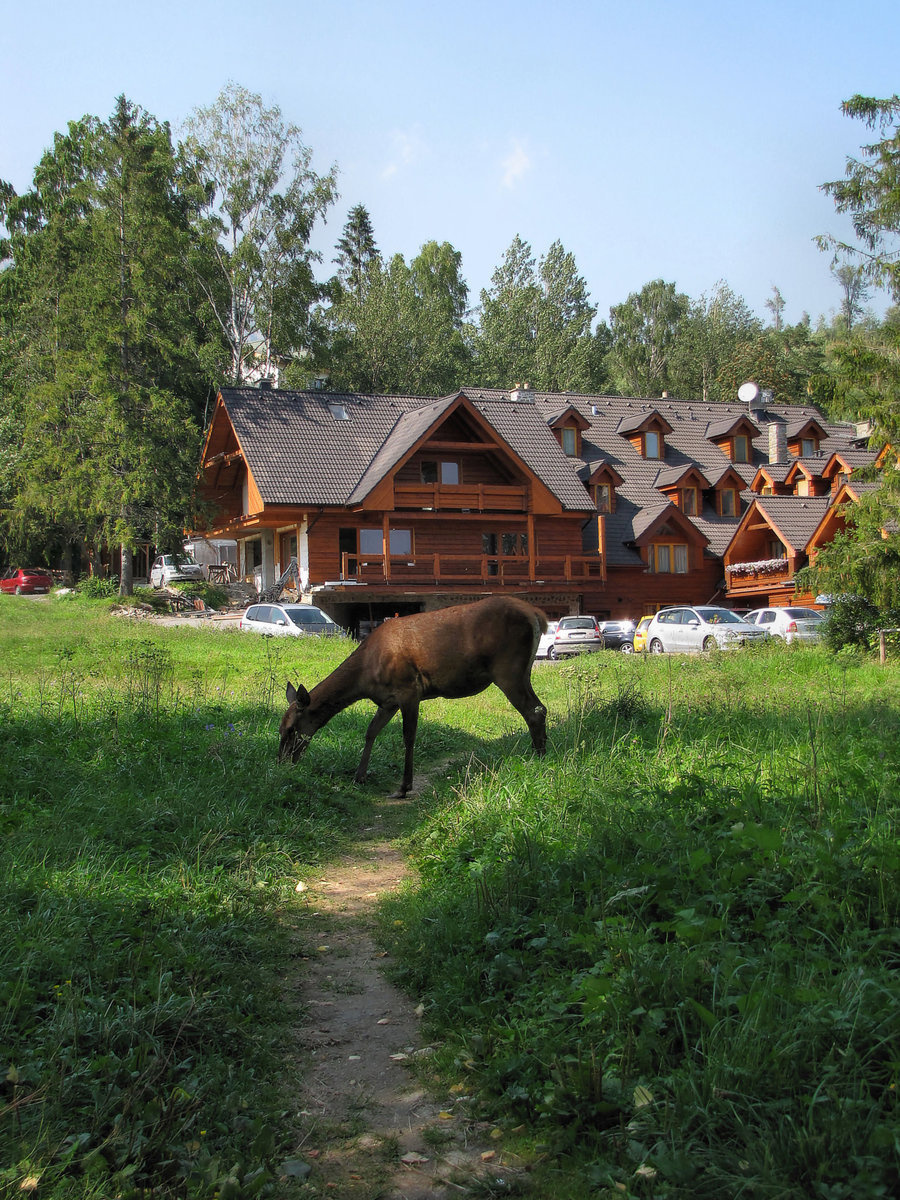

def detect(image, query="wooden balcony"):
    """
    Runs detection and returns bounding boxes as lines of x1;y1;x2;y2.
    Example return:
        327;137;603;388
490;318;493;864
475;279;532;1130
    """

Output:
393;482;528;512
725;559;794;595
340;552;605;586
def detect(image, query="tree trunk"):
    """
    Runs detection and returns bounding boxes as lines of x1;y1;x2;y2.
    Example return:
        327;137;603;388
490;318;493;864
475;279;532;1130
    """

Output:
119;544;134;596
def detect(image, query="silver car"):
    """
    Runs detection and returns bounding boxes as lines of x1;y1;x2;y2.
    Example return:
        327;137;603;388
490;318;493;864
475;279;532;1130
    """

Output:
239;603;343;637
743;607;824;644
646;606;769;654
150;553;205;587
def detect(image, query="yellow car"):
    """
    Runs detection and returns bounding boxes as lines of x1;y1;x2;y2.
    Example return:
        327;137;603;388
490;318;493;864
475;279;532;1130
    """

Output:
632;614;654;653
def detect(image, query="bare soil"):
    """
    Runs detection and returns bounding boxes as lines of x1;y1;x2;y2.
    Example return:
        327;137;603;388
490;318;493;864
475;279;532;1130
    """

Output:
283;791;527;1198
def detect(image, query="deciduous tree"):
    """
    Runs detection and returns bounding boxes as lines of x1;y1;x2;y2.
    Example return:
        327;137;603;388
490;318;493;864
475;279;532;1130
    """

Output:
183;82;338;384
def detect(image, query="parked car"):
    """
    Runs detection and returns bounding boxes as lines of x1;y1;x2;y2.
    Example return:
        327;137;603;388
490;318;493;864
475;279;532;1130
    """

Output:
632;615;654;653
0;567;53;595
598;619;636;652
742;606;824;644
646;606;769;654
150;553;205;588
239;603;343;637
545;614;603;659
536;620;559;659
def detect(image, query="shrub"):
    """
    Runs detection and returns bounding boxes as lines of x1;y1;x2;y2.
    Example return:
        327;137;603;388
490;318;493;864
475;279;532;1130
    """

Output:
821;594;880;651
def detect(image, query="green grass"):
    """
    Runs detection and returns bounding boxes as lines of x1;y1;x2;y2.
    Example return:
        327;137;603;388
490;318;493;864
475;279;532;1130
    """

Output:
2;600;898;1198
380;650;900;1199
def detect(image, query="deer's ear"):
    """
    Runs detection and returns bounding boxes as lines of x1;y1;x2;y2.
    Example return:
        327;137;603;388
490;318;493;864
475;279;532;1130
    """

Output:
286;681;310;707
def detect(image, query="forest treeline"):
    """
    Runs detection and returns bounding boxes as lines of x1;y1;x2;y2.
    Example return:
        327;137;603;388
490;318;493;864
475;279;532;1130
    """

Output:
2;84;899;590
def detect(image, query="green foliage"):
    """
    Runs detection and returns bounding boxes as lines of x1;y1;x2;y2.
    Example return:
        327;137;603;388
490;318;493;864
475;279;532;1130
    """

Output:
608;279;690;396
379;652;900;1198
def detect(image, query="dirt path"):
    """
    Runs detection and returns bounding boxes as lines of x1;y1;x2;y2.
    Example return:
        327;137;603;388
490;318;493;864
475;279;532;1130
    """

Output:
285;791;525;1199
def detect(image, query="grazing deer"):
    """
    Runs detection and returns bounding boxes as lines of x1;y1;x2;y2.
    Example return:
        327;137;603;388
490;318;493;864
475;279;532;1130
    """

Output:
279;596;548;797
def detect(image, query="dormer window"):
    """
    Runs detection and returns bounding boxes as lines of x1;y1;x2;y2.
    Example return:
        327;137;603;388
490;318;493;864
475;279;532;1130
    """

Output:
595;483;611;513
720;488;737;517
681;487;698;515
801;437;817;457
561;426;577;456
733;435;750;463
645;430;662;459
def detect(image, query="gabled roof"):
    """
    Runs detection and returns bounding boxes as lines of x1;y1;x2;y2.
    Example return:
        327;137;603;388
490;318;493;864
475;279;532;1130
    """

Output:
211;386;594;514
745;496;831;552
631;501;708;546
655;463;711;489
705;414;759;440
786;415;828;440
821;447;879;478
617;408;674;436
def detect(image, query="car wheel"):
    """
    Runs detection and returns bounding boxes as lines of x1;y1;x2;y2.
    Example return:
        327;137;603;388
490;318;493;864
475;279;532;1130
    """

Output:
702;636;719;652
649;639;664;654
619;642;634;653
14;586;22;595
548;646;558;660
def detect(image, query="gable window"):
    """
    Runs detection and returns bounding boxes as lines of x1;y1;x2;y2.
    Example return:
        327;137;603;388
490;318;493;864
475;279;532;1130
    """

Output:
733;435;750;463
595;483;611;513
561;426;577;456
421;460;460;484
767;537;786;559
801;437;817;457
682;487;698;515
645;430;662;459
359;528;383;555
650;543;688;573
720;488;737;517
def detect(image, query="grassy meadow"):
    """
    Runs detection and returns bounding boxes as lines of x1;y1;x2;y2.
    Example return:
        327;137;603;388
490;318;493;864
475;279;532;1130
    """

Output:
1;596;898;1199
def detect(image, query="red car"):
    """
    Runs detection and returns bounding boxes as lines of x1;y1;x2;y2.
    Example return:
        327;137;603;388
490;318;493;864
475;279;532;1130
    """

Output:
1;568;54;595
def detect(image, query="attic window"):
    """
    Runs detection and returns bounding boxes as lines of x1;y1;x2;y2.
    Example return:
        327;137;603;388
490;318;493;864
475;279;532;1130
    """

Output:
645;430;663;459
720;488;738;517
560;426;577;456
801;437;817;456
733;435;750;463
328;402;350;421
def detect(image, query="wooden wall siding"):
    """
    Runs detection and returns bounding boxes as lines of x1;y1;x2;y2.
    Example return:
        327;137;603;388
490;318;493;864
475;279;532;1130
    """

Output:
395;451;521;487
582;559;723;621
394;482;528;512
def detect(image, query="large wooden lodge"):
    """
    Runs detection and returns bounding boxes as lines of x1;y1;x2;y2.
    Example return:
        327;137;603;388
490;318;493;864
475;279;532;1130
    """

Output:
193;382;877;631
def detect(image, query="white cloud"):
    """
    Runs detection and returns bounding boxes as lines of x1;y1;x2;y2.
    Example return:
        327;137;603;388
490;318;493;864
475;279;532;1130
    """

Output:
500;139;532;189
380;127;425;181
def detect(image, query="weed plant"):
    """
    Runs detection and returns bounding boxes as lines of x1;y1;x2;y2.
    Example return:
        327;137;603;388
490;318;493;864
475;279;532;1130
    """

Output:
381;649;900;1199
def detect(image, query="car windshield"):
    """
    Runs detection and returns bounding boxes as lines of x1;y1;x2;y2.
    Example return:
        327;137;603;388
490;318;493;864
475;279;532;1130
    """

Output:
695;608;745;625
284;606;331;625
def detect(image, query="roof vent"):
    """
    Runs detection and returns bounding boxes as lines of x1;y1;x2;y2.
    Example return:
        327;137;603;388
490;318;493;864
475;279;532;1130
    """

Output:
258;379;273;390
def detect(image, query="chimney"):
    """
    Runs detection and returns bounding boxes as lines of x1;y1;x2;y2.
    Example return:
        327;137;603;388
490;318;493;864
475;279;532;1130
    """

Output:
258;378;273;391
768;418;787;464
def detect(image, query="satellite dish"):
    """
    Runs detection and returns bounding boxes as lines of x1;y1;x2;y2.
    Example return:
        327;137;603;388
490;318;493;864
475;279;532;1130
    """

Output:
738;381;759;404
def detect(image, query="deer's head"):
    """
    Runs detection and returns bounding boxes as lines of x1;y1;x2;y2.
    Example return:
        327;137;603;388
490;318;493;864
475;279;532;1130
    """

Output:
278;681;315;763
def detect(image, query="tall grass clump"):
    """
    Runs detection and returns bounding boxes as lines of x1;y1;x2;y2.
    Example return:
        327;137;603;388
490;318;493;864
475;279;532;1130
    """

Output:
0;599;367;1198
381;649;900;1198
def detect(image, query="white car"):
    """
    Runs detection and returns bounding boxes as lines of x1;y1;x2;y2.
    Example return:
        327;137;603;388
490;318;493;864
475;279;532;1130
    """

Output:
239;603;343;637
150;553;204;587
743;607;824;643
646;606;769;654
536;621;559;659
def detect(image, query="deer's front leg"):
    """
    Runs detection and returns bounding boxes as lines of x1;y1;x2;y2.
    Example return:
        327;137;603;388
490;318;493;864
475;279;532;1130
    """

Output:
355;703;398;784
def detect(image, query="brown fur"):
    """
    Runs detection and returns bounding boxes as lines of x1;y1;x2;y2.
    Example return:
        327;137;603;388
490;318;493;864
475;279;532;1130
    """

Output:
278;596;548;797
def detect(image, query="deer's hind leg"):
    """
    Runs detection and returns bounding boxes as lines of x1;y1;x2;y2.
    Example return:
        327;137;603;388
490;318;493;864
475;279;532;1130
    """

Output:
496;674;547;756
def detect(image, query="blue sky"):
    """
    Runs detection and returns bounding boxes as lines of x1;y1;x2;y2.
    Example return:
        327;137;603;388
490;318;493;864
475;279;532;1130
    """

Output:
2;0;897;327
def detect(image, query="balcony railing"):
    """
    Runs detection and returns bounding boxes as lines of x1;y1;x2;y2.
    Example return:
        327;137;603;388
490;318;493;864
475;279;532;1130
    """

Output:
393;482;528;511
339;552;605;586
